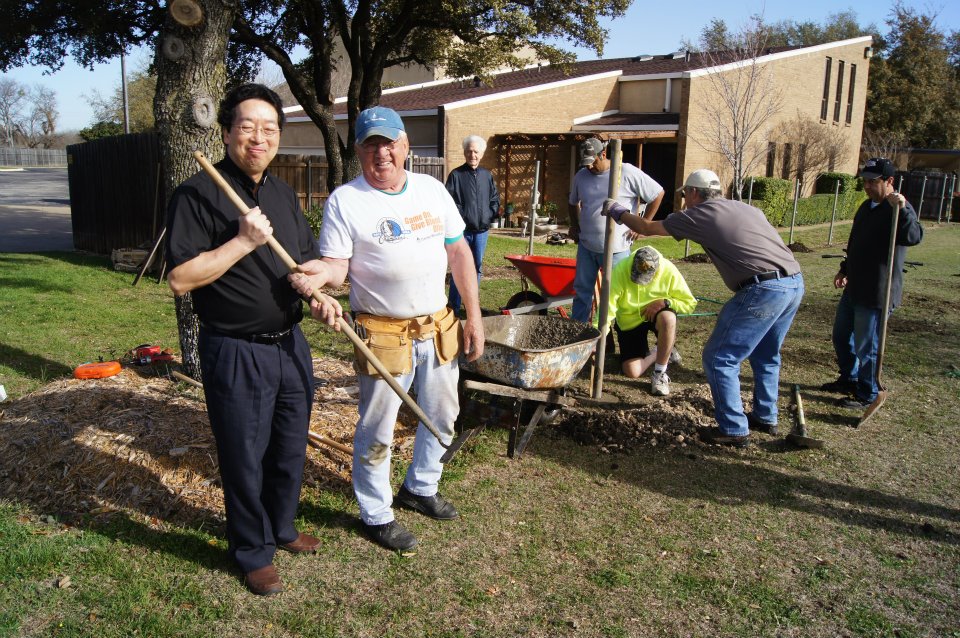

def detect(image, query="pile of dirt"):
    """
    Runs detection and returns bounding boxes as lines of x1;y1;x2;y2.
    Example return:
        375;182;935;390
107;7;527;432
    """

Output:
559;385;717;454
0;360;417;526
679;252;712;264
788;242;813;253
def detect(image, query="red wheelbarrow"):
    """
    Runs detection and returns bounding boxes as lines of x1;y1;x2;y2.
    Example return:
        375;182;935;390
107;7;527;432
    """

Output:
502;254;578;317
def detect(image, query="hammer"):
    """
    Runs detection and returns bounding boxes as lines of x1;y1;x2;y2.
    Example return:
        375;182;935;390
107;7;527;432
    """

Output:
787;384;824;449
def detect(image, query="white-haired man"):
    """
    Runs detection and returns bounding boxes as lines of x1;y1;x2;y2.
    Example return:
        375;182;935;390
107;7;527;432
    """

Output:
290;107;484;553
444;134;500;314
605;169;803;448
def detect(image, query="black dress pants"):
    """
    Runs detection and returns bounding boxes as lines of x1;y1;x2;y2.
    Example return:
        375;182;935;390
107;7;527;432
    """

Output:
199;325;313;573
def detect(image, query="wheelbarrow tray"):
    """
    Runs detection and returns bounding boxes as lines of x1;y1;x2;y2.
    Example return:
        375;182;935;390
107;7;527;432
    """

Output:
504;254;577;297
460;315;599;389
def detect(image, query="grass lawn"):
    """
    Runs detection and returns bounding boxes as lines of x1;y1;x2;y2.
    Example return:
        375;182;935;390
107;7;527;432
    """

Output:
1;221;958;637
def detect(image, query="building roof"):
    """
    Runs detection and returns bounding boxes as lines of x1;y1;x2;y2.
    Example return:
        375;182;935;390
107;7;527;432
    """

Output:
282;36;871;120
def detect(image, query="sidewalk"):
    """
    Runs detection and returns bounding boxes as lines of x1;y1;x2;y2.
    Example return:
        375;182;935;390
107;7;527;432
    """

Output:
0;203;74;252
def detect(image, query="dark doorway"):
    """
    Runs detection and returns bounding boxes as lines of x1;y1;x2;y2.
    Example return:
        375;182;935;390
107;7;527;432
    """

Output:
637;143;677;218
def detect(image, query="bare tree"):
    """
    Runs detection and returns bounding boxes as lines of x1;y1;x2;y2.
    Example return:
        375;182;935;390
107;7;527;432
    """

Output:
21;85;59;148
774;112;850;184
0;77;27;147
688;16;784;198
860;127;911;169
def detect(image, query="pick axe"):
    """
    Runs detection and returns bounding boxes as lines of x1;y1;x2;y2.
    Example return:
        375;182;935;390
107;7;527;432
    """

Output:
193;151;449;463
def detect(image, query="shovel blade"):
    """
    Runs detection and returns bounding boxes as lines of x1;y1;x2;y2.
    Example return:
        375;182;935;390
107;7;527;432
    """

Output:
858;390;888;427
786;433;825;449
440;427;481;464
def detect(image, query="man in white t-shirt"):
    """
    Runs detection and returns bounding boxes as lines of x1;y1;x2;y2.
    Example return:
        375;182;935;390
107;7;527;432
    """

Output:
567;138;664;323
289;107;484;554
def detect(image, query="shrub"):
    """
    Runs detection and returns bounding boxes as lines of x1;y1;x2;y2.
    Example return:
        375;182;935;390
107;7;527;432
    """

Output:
744;177;793;226
303;203;324;238
815;172;858;195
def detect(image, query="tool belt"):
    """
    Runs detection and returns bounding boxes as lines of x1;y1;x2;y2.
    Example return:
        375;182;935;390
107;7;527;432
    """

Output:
352;307;463;378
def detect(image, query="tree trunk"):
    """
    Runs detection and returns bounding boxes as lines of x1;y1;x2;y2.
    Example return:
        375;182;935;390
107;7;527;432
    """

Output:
153;0;235;381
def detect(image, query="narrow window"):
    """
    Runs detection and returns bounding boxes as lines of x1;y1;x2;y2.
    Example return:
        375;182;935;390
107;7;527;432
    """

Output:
821;57;832;121
833;60;845;122
766;142;777;177
781;143;793;180
846;64;857;124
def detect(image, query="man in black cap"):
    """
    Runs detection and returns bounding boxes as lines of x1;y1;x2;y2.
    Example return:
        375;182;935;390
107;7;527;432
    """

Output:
821;157;923;408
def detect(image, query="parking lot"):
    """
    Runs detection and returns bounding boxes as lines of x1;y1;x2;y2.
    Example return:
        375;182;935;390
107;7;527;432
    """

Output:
0;168;73;252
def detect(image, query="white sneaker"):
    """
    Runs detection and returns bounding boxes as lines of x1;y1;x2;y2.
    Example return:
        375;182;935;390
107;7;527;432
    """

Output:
651;370;670;396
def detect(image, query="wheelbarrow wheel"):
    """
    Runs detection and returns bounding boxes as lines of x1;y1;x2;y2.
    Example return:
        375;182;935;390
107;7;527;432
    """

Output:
505;290;547;315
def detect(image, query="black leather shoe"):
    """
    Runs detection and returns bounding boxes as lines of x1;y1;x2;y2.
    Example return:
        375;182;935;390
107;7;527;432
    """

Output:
394;485;460;520
820;377;857;394
364;520;418;553
697;426;750;448
746;412;778;436
838;396;871;409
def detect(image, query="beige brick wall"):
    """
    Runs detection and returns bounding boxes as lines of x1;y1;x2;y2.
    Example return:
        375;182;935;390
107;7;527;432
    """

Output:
679;39;871;199
619;79;670;113
444;75;620;219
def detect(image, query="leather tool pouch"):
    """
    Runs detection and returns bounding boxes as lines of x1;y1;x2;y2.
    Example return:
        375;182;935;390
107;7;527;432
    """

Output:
433;306;463;366
353;314;413;378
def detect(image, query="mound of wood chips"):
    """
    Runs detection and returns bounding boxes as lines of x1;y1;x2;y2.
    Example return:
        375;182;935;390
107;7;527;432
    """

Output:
0;359;417;527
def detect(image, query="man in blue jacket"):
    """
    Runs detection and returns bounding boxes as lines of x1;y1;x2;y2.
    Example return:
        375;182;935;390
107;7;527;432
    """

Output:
822;157;923;408
445;135;500;314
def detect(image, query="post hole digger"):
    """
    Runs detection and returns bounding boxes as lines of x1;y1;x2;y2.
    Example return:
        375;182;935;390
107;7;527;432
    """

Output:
193;150;449;465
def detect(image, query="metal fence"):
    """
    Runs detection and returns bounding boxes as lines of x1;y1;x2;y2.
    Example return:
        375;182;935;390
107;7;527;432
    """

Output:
0;147;68;167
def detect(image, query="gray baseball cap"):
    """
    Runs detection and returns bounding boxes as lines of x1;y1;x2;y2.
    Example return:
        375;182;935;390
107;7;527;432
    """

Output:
630;246;660;285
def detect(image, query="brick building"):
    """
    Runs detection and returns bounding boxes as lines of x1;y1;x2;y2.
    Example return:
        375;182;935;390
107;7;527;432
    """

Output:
280;36;872;222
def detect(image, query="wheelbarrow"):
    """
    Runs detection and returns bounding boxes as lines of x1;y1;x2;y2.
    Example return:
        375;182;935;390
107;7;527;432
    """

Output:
441;314;616;462
501;254;578;317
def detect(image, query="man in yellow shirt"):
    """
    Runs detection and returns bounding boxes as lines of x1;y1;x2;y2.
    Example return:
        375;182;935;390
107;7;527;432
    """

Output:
603;246;697;395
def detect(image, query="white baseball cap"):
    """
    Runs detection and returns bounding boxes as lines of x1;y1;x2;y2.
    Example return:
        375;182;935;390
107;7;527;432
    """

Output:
678;169;722;192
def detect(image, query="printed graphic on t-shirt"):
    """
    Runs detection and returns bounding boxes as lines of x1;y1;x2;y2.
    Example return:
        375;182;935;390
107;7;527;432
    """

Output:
405;210;445;241
373;217;410;244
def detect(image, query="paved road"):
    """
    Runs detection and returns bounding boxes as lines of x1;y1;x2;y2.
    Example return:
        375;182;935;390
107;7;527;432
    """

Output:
0;168;73;252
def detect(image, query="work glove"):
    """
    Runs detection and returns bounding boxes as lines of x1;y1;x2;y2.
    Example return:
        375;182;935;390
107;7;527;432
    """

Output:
602;198;631;224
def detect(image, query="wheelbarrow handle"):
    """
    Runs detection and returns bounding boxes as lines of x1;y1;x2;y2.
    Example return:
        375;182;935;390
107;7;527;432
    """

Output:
193;151;449;449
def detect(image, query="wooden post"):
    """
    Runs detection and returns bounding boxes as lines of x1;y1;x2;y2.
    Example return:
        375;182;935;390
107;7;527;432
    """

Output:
527;160;540;255
592;139;623;400
747;177;754;206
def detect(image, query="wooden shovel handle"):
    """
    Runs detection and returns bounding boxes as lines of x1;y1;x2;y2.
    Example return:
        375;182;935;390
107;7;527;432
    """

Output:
192;151;448;448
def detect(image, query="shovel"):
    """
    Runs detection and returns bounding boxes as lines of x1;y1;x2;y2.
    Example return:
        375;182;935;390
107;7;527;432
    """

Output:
787;384;824;449
859;203;899;427
193;151;449;462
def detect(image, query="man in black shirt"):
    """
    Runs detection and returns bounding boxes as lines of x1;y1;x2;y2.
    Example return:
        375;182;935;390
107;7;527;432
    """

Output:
822;157;923;408
444;135;500;313
166;84;320;596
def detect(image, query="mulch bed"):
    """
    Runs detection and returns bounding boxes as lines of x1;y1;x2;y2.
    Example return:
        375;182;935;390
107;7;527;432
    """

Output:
0;360;416;527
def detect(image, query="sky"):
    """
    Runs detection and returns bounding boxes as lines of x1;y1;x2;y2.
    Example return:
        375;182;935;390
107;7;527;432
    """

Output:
3;0;957;132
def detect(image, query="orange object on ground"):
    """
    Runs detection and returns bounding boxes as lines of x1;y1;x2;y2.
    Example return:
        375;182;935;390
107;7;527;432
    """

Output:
74;361;122;379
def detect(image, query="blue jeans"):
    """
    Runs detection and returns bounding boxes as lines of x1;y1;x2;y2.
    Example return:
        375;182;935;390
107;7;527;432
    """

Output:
448;229;488;312
831;290;883;402
702;274;804;436
571;244;630;323
353;337;459;525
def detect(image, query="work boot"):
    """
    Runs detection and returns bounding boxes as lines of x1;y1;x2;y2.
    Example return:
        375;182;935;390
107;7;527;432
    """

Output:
697;426;750;448
280;532;321;554
363;520;418;553
838;396;871;409
746;412;778;436
820;377;857;394
394;485;460;520
651;370;670;396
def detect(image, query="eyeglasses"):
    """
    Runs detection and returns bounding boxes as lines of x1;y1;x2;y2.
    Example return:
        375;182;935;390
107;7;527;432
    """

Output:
233;123;280;138
360;139;398;152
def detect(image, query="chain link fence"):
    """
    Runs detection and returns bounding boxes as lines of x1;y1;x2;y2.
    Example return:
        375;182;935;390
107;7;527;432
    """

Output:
0;147;68;167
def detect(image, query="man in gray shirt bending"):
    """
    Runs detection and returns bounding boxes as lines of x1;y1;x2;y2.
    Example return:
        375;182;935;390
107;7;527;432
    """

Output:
604;169;803;447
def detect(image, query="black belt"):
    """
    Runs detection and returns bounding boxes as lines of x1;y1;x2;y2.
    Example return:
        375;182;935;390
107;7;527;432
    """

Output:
737;270;794;290
202;324;294;345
